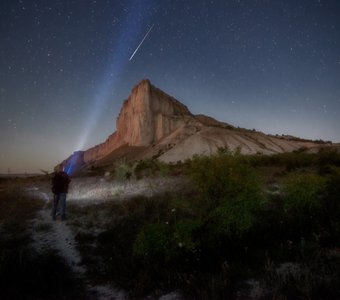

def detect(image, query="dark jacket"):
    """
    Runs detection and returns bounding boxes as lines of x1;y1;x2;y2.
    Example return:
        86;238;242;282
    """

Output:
52;171;71;194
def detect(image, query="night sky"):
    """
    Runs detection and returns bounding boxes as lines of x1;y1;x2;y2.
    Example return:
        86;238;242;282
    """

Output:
1;0;340;173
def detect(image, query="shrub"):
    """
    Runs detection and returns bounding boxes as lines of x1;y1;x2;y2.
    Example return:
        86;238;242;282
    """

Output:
281;172;326;240
188;151;266;237
114;160;135;180
282;172;325;215
134;159;171;179
319;168;340;245
317;149;340;168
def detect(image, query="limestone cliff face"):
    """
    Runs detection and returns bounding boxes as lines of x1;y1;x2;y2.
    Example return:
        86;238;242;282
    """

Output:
116;79;191;146
83;79;192;163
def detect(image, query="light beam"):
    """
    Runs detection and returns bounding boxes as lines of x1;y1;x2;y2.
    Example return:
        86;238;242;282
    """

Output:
73;0;154;154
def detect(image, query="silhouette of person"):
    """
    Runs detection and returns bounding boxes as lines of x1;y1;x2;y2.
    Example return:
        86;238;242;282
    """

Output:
51;166;71;221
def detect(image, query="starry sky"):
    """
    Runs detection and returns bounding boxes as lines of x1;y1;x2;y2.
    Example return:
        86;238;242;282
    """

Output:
1;0;340;173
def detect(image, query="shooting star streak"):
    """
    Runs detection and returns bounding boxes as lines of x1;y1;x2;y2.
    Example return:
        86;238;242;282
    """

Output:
129;24;154;61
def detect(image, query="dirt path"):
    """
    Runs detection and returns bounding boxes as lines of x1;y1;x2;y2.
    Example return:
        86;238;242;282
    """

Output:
28;187;126;300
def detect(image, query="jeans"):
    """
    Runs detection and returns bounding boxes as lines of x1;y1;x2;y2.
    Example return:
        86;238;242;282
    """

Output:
52;193;67;221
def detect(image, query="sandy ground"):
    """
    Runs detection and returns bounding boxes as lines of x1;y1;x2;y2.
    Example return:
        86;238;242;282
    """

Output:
26;177;186;300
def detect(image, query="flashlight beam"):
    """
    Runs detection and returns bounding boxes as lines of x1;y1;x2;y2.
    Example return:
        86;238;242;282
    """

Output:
129;24;154;61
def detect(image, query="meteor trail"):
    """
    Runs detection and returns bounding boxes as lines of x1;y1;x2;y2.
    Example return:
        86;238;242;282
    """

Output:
129;24;154;61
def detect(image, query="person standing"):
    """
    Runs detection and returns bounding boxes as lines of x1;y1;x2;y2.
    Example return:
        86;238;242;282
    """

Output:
51;167;71;221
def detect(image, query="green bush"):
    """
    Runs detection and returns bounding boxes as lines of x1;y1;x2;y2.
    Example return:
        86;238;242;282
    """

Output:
320;168;340;245
282;172;325;215
134;159;171;178
188;151;266;237
280;172;326;241
114;160;135;180
317;149;340;168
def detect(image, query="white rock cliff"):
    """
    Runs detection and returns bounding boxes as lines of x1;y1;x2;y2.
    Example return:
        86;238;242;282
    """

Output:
82;79;193;164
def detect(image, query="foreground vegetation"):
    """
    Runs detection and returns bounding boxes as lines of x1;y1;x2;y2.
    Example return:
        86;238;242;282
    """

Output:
1;149;339;299
70;149;340;299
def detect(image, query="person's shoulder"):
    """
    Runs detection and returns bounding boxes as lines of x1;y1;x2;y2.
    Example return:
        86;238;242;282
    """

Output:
61;171;71;180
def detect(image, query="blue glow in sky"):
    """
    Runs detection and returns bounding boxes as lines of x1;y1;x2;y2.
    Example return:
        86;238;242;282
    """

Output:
76;0;154;151
1;0;340;173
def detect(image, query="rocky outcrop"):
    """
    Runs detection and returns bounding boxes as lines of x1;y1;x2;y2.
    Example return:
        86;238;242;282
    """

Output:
116;79;192;146
59;79;335;174
82;79;194;164
60;79;198;171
